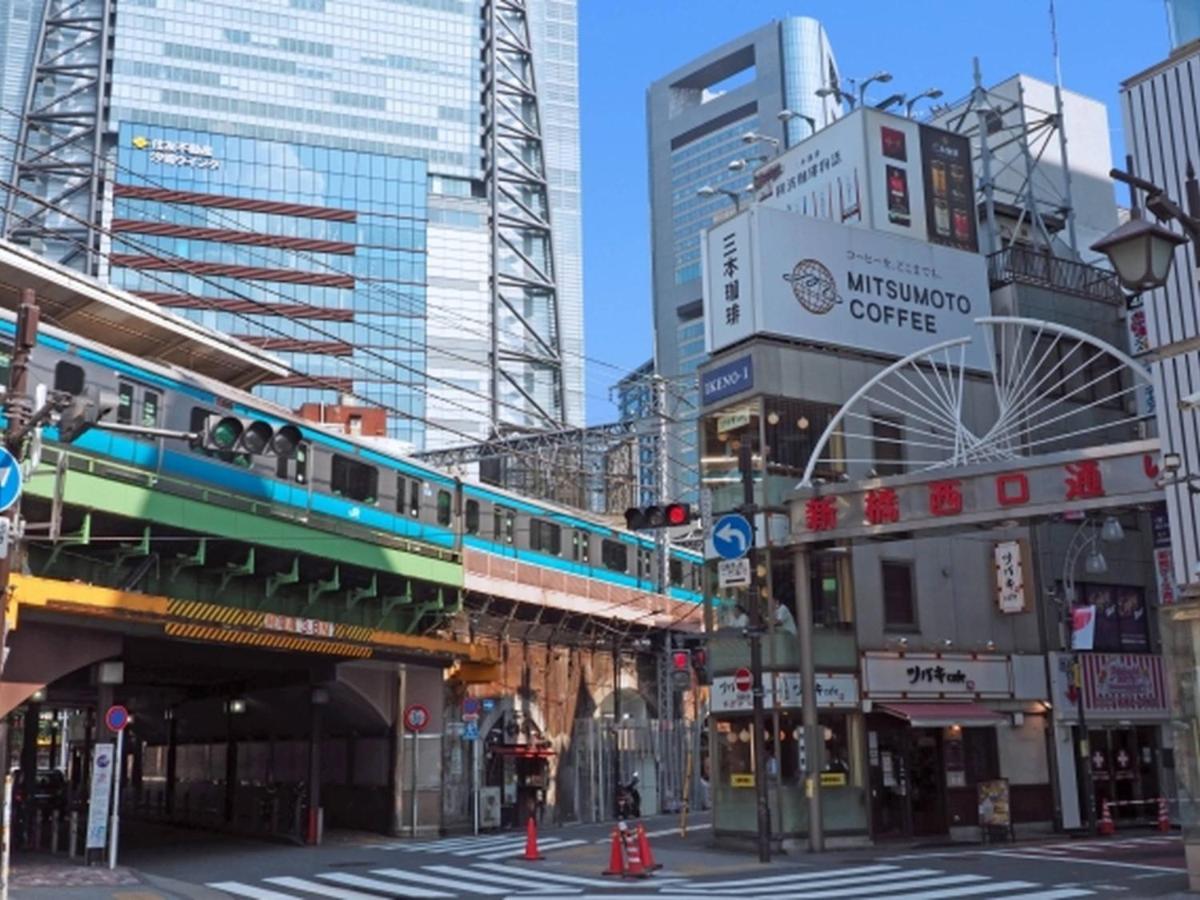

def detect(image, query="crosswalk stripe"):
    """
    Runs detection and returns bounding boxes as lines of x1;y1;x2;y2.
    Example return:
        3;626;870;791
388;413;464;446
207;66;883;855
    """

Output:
471;862;660;889
424;865;578;893
984;849;1182;873
663;864;899;891
263;876;385;899
878;881;1038;900
767;872;982;898
478;839;588;860
317;872;452;898
455;839;529;856
998;891;1094;900
371;867;510;895
207;884;298;900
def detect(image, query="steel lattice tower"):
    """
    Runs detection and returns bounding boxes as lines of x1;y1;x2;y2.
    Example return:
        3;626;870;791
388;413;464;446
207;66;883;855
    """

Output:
482;0;566;436
3;0;114;273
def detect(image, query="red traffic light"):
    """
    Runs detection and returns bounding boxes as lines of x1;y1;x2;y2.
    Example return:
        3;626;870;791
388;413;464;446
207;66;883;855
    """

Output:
624;503;693;531
672;650;690;671
665;503;690;526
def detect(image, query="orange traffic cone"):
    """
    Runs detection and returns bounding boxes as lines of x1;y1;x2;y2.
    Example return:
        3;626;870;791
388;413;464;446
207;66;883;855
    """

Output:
602;827;625;876
1098;799;1115;836
523;815;545;861
622;824;647;879
635;822;661;871
1158;797;1171;833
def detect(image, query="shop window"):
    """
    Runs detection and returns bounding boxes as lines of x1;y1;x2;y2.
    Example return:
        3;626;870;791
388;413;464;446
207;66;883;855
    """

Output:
872;416;904;477
601;539;627;573
436;489;452;526
54;361;85;395
331;454;377;504
882;560;917;629
465;499;480;534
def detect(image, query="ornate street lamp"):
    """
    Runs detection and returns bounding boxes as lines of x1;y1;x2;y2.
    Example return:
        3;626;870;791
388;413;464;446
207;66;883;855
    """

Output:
1091;210;1187;292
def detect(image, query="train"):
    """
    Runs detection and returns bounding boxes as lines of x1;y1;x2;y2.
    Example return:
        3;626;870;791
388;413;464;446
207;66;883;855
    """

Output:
0;310;705;613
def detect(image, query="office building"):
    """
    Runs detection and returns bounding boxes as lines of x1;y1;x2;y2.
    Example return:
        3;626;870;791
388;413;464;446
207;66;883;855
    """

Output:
645;17;840;501
0;0;582;446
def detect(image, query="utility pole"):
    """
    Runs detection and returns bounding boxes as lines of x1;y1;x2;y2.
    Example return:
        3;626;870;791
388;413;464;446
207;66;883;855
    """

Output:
793;548;823;851
737;440;771;863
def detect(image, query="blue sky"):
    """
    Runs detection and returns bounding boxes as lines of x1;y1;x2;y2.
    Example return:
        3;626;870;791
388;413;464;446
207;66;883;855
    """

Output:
578;0;1171;423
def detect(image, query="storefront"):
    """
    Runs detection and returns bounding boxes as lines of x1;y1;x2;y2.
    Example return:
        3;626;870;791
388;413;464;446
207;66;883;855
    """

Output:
1048;652;1172;829
481;704;554;829
861;651;1052;839
710;670;866;840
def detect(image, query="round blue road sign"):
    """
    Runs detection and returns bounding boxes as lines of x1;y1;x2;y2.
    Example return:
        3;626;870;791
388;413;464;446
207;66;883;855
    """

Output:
712;513;753;561
105;704;129;733
0;447;22;513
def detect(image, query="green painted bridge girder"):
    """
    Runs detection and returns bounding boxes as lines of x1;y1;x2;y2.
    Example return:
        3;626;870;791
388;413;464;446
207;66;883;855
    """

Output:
25;463;463;590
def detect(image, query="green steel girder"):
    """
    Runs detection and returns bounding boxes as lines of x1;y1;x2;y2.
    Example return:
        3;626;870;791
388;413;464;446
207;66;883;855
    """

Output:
26;462;461;589
169;538;206;579
346;574;377;611
218;547;255;594
113;526;151;568
307;566;339;606
41;512;90;574
266;557;299;599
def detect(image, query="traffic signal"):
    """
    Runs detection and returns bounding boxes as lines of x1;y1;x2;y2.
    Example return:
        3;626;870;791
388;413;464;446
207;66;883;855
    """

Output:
671;650;690;672
194;415;302;458
624;503;692;531
689;646;710;685
57;386;116;442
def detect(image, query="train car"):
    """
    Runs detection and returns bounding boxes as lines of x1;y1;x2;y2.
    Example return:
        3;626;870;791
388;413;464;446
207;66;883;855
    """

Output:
1;311;703;629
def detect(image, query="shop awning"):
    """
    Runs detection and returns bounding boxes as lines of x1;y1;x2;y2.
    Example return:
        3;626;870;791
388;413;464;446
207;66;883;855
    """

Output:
878;702;1007;728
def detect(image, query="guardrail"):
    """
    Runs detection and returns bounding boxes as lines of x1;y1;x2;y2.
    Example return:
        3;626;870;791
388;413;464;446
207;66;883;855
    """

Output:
987;246;1124;305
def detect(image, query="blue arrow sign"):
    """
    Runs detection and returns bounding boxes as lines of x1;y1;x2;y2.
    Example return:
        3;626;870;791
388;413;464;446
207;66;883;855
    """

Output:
0;448;22;513
712;513;753;561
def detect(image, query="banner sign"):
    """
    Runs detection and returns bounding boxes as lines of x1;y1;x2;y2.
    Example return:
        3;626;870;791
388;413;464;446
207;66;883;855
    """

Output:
85;743;115;850
704;207;990;369
701;354;753;407
977;778;1011;827
788;440;1162;544
710;672;859;712
1084;653;1167;715
994;540;1029;613
862;651;1013;699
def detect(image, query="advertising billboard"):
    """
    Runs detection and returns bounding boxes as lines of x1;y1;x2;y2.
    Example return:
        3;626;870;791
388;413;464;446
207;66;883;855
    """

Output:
754;108;978;254
703;206;991;369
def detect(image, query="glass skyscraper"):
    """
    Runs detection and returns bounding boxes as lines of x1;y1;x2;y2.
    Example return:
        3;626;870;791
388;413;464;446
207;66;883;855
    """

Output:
644;17;839;500
0;0;583;447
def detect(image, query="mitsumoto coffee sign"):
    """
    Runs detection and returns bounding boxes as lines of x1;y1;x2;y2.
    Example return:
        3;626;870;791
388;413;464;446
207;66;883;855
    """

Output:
703;207;990;371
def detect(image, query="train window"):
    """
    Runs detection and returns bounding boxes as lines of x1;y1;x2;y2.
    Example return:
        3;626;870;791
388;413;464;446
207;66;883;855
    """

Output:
436;490;452;526
409;479;421;517
116;383;135;425
670;559;684;587
530;519;561;556
142;390;160;428
639;548;653;580
494;505;515;544
601;540;628;573
395;475;407;513
331;454;378;504
0;350;10;388
465;500;480;534
54;361;84;395
572;530;590;563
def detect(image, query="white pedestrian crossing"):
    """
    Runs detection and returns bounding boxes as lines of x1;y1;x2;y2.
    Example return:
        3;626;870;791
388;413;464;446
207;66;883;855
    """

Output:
368;833;588;859
660;862;1096;899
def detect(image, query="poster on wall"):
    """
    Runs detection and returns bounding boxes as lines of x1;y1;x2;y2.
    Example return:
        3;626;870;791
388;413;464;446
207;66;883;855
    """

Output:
85;743;115;850
1117;587;1149;651
919;126;979;252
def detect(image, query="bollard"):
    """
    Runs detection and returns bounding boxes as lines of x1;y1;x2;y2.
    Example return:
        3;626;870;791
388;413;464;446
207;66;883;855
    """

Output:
50;810;60;854
68;811;78;859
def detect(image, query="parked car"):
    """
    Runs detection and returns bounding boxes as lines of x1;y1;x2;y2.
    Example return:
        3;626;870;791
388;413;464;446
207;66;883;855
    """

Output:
12;769;68;815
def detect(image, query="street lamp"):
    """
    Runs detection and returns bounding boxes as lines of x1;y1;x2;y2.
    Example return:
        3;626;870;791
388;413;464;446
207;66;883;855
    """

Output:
728;156;768;173
741;131;780;151
857;70;893;106
905;87;944;118
777;109;817;135
874;93;906;112
1091;159;1195;292
815;85;856;110
697;184;750;212
1060;515;1125;833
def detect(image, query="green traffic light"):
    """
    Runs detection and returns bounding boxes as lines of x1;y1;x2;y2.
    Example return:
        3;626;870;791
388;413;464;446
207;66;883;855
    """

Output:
211;418;241;450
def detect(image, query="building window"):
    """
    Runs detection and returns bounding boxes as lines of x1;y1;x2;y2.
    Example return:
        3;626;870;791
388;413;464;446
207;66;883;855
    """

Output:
436;489;452;526
872;416;904;477
331;455;377;504
530;519;562;556
54;361;85;395
601;539;628;573
465;499;480;534
882;560;917;629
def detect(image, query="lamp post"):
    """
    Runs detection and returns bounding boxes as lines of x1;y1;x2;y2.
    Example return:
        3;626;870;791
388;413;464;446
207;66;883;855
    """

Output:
856;70;893;106
815;86;856;110
697;185;750;212
1059;515;1124;833
741;131;780;152
777;109;817;137
874;93;906;113
904;88;944;118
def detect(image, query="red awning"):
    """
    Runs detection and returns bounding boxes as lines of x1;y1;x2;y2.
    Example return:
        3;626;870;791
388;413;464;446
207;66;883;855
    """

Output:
878;702;1007;728
489;745;556;758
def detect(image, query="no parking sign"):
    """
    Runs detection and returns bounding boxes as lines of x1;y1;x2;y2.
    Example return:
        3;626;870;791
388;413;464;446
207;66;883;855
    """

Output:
404;703;430;733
